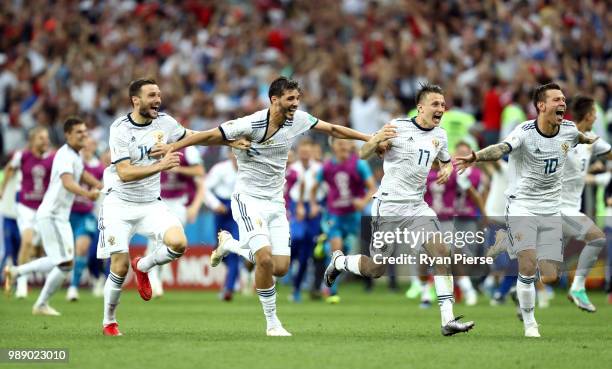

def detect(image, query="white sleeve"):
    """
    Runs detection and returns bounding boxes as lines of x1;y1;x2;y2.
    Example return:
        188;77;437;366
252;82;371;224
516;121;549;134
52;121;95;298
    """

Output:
436;131;451;163
55;151;76;177
593;139;611;157
166;116;187;143
219;116;252;141
503;125;526;151
109;126;131;164
204;164;222;209
8;150;22;169
184;146;203;165
292;110;319;133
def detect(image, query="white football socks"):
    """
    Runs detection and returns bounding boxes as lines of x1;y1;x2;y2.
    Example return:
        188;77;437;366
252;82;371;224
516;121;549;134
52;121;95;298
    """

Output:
434;275;455;325
517;274;537;327
103;272;125;326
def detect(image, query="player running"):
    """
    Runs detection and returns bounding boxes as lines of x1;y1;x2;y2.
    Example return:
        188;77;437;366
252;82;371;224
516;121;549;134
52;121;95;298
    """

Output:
325;84;475;336
161;76;373;336
4;117;102;315
456;83;598;337
562;95;611;312
0;127;54;298
96;78;248;336
66;137;106;301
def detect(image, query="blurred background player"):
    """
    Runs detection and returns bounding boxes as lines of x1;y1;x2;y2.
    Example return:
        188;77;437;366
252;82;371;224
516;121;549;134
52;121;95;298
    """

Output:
289;138;324;303
453;141;487;305
66;137;107;301
562;95;611;312
310;137;376;303
0;127;54;298
148;145;205;298
0;156;21;292
4;118;102;315
204;150;240;301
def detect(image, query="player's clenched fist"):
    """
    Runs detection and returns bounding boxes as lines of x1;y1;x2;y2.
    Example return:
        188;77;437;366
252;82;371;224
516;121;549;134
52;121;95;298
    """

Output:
86;188;100;201
158;151;182;171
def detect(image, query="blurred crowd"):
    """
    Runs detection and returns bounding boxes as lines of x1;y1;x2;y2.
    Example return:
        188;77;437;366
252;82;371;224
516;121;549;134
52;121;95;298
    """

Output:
1;0;611;164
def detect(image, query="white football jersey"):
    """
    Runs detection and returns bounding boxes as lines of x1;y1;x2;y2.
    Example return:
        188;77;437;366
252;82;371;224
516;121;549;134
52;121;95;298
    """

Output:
219;109;319;200
204;159;237;209
37;144;84;220
375;117;451;202
561;138;611;211
105;112;186;202
504;119;580;215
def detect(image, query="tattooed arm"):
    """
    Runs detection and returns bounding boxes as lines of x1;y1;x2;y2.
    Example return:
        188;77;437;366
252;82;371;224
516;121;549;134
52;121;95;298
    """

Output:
455;143;512;174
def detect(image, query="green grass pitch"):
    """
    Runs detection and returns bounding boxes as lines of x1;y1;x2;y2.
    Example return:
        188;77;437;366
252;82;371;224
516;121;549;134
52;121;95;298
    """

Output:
1;284;611;369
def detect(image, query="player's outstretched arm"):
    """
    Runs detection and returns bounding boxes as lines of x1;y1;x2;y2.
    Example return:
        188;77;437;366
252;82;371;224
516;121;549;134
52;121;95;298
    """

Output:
178;128;251;151
312;120;371;141
60;173;99;201
455;143;511;174
115;151;181;183
359;124;397;160
577;131;598;145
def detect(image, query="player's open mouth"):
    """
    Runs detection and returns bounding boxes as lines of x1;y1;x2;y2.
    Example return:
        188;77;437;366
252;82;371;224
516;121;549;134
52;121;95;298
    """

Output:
555;108;565;119
151;106;160;114
433;114;443;123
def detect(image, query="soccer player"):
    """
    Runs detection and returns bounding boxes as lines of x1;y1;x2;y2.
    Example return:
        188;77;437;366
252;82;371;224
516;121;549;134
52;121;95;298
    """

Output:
66;137;106;301
456;83;598;337
289;138;324;303
561;95;611;312
96;78;248;336
0;127;54;298
162;76;373;336
3;117;102;315
309;137;376;303
325;84;475;336
147;145;205;298
204;151;241;301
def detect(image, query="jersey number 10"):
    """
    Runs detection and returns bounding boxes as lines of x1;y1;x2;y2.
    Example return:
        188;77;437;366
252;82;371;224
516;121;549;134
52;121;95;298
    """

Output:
543;158;558;174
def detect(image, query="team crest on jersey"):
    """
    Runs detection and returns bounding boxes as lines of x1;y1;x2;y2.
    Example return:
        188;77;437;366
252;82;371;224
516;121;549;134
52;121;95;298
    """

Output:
561;142;569;155
108;236;116;246
255;218;263;229
152;130;164;143
514;232;523;242
432;138;440;149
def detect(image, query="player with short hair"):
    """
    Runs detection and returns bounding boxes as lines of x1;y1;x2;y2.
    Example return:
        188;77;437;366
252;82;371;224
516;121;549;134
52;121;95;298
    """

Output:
4;117;102;315
456;83;598;337
326;84;475;336
163;76;372;336
96;78;248;336
66;137;106;301
0;127;54;298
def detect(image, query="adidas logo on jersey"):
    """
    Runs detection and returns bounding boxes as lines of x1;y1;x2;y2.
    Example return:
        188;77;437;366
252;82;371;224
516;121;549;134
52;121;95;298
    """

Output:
408;137;414;142
534;148;541;154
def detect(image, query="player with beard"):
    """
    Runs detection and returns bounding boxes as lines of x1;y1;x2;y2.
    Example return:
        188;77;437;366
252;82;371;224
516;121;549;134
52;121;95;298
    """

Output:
157;76;375;336
96;78;249;336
